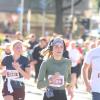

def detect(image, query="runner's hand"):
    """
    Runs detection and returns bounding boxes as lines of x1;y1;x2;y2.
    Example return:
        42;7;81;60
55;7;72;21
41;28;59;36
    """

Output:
12;61;21;71
86;83;91;92
67;86;74;99
1;70;7;76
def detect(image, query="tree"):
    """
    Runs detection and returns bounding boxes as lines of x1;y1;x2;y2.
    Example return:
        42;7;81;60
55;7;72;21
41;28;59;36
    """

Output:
55;0;82;35
26;0;82;35
92;0;100;12
55;0;63;34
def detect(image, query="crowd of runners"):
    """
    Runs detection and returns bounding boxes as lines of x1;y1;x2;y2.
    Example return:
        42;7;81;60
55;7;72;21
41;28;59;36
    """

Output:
0;31;99;100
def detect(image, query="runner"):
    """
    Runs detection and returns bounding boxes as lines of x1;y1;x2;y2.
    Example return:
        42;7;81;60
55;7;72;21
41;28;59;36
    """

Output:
32;37;48;82
37;37;73;100
68;41;82;88
1;40;30;100
83;46;100;100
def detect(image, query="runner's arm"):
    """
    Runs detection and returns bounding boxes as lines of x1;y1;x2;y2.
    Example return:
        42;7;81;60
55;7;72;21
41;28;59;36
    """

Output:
37;61;49;89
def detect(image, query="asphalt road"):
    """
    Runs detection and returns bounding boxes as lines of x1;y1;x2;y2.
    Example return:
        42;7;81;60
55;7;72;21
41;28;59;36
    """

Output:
0;77;92;100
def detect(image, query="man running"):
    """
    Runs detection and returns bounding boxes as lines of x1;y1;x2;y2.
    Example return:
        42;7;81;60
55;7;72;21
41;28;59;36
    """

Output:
83;46;100;100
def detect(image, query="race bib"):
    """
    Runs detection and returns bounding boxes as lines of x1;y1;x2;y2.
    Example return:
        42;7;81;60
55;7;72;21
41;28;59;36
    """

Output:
6;70;19;79
48;75;64;87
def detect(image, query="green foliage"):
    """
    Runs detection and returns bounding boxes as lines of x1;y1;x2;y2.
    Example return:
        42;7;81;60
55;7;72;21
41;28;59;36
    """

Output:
0;34;5;45
95;0;100;12
97;0;100;9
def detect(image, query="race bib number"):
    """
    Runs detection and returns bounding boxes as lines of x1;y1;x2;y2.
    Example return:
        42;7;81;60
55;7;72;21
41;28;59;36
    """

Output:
6;70;19;79
48;75;64;87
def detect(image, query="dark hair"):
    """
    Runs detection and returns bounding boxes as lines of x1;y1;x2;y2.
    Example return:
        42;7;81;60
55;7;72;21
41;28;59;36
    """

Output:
41;37;66;59
48;38;66;52
39;37;46;40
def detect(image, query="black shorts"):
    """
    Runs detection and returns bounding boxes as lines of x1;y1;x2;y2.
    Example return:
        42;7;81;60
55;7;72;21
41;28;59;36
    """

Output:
43;89;67;100
71;64;81;77
2;81;25;100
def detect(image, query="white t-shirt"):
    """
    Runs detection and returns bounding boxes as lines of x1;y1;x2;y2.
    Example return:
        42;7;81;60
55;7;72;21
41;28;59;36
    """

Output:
69;48;81;67
84;47;100;93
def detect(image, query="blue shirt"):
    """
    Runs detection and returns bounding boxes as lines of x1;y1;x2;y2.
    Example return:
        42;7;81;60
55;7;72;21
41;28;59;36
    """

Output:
1;55;29;88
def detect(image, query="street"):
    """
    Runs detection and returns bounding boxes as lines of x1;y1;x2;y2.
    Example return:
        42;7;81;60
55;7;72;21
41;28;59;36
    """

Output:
0;77;92;100
25;85;92;100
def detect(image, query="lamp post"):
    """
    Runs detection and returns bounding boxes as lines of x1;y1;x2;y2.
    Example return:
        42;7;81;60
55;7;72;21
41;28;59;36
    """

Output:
42;9;46;36
40;0;46;36
19;0;24;33
70;0;74;40
27;9;31;34
71;0;74;17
